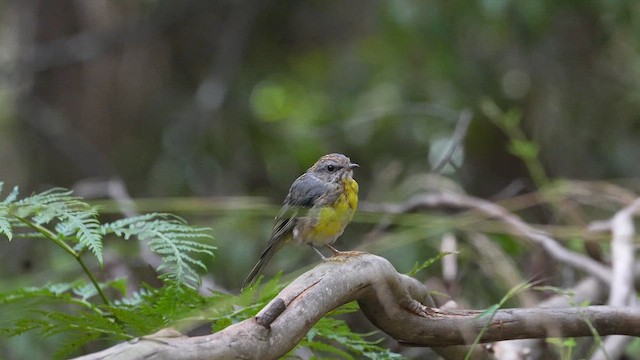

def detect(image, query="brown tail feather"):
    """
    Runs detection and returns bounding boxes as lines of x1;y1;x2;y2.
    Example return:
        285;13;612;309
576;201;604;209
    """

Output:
242;241;282;291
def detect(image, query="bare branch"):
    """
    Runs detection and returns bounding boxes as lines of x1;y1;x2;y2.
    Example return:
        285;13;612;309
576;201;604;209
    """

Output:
432;109;473;173
589;198;640;360
73;254;638;360
364;192;612;282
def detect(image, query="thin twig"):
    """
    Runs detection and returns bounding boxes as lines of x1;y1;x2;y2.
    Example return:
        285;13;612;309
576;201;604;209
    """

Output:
433;109;472;173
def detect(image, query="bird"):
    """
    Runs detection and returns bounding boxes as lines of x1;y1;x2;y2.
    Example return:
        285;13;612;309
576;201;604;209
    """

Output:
242;153;359;290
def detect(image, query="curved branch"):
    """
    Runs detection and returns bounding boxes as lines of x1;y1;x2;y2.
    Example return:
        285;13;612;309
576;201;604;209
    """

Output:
364;193;612;282
73;254;639;360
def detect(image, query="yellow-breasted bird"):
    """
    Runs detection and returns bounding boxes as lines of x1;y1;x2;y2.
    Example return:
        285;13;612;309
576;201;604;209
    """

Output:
242;153;359;290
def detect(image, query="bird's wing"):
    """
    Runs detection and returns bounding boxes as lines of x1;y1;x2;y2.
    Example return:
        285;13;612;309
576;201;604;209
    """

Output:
267;173;327;246
243;173;328;290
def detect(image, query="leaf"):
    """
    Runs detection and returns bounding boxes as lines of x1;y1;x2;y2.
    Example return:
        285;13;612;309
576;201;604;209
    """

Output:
212;318;232;332
2;185;19;204
103;214;215;289
0;216;11;240
295;304;404;359
7;187;105;263
53;331;101;360
61;208;103;264
407;250;458;277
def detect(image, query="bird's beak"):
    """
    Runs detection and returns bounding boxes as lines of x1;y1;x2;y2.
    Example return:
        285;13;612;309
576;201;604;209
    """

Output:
348;163;359;170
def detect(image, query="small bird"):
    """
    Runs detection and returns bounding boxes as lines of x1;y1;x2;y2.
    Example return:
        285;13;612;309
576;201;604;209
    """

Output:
242;153;359;290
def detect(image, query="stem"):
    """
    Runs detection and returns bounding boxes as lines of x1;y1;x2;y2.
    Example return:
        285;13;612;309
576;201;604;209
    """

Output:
75;256;110;305
15;216;111;305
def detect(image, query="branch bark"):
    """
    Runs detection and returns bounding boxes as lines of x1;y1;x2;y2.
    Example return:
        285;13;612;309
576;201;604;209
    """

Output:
74;254;640;360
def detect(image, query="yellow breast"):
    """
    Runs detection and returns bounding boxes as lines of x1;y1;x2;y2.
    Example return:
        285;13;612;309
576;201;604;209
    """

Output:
308;178;359;245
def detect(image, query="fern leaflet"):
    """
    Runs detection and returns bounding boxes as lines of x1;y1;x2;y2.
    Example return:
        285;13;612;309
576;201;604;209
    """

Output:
102;214;215;289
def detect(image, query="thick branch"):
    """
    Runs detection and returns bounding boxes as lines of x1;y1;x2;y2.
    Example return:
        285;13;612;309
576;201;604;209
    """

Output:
73;254;638;360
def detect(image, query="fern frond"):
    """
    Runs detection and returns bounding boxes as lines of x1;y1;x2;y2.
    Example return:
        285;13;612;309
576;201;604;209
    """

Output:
8;309;128;360
54;331;101;360
59;208;103;263
13;188;75;220
0;280;117;309
0;183;14;240
299;309;404;360
6;187;104;263
1;184;19;204
0;216;11;240
102;214;215;289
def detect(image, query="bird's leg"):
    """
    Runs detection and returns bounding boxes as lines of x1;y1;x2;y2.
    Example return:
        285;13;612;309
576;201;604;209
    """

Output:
324;244;365;260
325;244;342;256
309;244;327;260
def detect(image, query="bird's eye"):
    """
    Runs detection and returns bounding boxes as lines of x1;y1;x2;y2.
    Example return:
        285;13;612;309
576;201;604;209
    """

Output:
327;165;335;172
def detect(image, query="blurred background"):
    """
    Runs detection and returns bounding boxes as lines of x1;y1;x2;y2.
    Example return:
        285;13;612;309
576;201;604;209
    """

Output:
2;0;640;358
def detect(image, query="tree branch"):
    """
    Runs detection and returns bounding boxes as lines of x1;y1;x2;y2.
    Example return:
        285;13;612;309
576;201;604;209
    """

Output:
73;254;639;360
588;197;640;360
364;192;612;282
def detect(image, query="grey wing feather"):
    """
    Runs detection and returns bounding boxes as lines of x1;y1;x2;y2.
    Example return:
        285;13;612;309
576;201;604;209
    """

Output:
242;173;327;290
267;173;327;245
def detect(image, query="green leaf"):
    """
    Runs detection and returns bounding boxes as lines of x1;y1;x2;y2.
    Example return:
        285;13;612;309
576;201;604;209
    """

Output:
476;304;499;319
2;185;19;204
7;187;105;263
295;304;404;359
0;216;11;240
407;251;458;276
212;318;232;332
61;209;103;263
103;214;215;289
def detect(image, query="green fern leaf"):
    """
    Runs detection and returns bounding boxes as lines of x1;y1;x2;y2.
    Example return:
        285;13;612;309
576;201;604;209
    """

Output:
0;216;11;240
0;184;15;240
53;331;101;360
61;208;103;263
7;187;105;262
102;214;215;289
1;184;19;204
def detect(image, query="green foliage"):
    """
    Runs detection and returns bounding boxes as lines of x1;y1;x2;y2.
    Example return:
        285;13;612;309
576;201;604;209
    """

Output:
101;213;215;288
0;183;215;290
407;250;458;277
546;337;576;360
0;183;217;357
235;281;402;359
466;281;535;360
0;280;131;359
298;302;403;360
0;183;398;359
0;185;103;261
481;99;550;189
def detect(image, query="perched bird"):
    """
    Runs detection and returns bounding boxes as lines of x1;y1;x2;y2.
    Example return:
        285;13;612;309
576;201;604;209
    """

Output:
242;153;359;290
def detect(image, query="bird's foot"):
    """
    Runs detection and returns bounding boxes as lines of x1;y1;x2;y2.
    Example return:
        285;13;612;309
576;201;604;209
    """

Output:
322;244;365;261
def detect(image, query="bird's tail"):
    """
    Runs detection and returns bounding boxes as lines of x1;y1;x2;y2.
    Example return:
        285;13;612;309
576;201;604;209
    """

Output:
242;241;282;291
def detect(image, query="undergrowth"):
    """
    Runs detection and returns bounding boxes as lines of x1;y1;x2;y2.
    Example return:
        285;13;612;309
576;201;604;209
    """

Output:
0;183;400;359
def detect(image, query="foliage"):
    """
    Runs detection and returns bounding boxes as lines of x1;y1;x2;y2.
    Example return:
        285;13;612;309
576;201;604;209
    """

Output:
298;302;403;360
0;183;400;359
407;250;458;277
546;338;577;360
101;213;215;287
0;183;216;357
